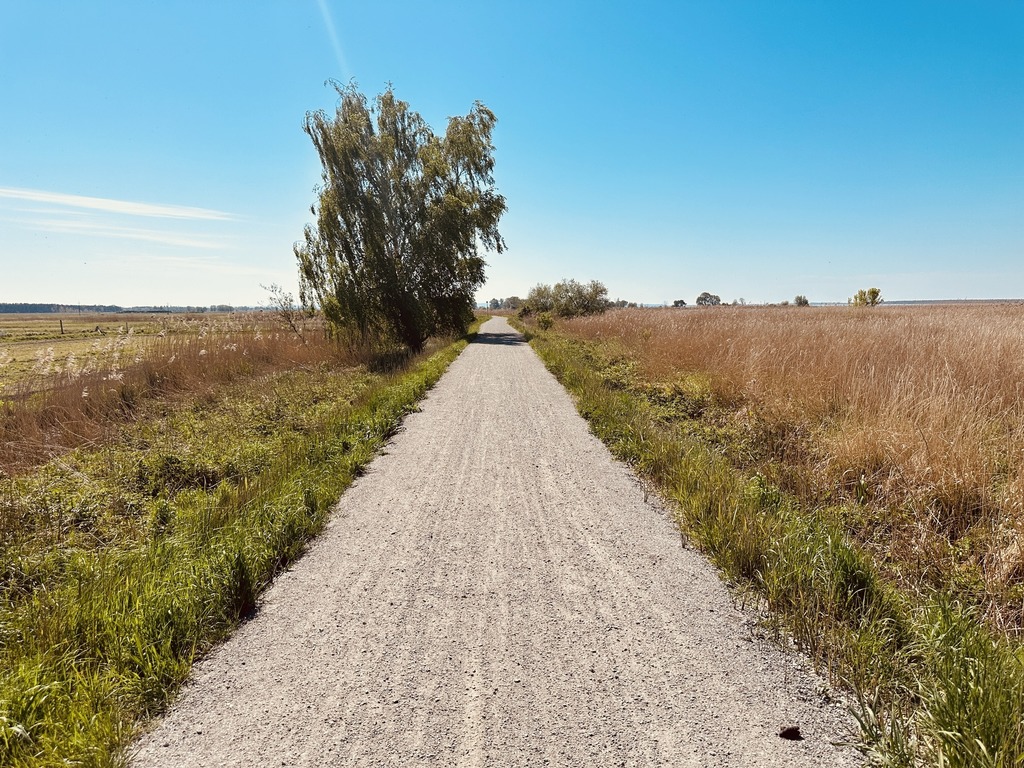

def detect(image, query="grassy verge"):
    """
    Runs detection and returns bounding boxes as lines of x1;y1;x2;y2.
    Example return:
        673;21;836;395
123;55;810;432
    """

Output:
521;323;1024;768
0;319;482;766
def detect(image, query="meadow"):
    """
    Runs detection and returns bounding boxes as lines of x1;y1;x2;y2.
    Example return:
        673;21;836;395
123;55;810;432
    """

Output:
0;311;481;765
0;312;340;473
519;303;1024;767
559;304;1024;625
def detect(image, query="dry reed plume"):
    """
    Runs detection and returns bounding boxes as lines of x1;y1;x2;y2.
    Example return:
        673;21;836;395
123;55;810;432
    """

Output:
561;304;1024;628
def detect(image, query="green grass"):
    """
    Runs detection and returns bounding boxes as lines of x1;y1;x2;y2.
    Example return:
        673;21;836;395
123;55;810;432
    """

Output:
0;320;481;766
521;323;1024;768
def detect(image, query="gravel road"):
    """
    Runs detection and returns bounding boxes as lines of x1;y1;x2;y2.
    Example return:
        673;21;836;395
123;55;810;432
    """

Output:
132;316;860;767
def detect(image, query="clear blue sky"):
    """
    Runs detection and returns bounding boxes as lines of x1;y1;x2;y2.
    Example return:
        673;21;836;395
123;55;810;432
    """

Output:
1;1;1021;306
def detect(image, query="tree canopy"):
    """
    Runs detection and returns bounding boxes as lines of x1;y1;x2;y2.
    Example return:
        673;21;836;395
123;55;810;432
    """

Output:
850;287;883;306
696;292;722;306
295;83;506;351
523;280;609;318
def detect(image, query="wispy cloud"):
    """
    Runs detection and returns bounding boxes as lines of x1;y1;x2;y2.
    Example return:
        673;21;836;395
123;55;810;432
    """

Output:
0;186;236;221
32;218;228;250
316;0;351;80
141;253;273;277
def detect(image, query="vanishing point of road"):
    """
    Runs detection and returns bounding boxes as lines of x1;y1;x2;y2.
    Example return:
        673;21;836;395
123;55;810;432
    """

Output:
133;317;858;767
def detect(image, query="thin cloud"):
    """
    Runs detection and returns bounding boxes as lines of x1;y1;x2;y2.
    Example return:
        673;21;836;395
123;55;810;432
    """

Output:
316;0;351;80
0;186;236;221
143;253;272;277
33;218;227;250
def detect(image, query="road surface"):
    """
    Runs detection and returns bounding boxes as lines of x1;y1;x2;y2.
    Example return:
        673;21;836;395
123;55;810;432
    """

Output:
133;316;858;767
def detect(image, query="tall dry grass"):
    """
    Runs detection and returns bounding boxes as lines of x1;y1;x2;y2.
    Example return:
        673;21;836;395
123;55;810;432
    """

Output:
0;313;352;476
562;304;1024;627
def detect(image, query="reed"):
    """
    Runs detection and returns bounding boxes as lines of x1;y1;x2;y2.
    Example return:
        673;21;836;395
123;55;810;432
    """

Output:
560;304;1024;628
0;313;350;476
522;313;1024;767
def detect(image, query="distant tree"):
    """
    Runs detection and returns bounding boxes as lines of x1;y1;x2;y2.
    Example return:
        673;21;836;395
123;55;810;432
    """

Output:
488;298;502;310
672;299;687;307
696;292;721;306
522;280;609;317
849;287;883;306
295;83;505;352
262;283;311;342
501;296;522;310
522;283;555;315
552;279;609;317
794;295;810;307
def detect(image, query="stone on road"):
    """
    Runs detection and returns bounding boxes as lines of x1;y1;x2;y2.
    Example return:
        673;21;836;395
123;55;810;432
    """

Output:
132;316;858;767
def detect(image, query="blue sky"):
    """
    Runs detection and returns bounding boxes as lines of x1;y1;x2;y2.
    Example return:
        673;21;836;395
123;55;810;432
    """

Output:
1;1;1021;306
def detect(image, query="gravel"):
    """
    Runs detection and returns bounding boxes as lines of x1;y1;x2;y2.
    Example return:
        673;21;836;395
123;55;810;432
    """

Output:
132;316;861;767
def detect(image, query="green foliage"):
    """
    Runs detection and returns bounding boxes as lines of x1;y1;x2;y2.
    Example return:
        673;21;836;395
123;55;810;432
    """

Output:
794;295;810;307
696;291;721;306
522;279;609;318
521;283;553;314
296;84;505;352
850;287;883;306
915;600;1024;767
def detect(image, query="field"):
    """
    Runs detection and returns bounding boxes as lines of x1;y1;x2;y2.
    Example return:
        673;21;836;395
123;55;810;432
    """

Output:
0;311;481;764
519;304;1024;766
0;313;161;391
0;312;343;474
556;303;1024;626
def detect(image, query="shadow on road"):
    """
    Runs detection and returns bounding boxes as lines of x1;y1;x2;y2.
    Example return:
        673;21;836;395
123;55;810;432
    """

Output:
472;332;525;346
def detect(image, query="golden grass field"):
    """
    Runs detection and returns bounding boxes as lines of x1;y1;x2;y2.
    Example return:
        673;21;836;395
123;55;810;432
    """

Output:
0;311;340;475
558;303;1024;630
0;313;162;390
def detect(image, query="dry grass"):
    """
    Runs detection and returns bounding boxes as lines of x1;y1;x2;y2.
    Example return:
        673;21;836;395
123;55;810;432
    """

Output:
560;304;1024;628
0;312;351;476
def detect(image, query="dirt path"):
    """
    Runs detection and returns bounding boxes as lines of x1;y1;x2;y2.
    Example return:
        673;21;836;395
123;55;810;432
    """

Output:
132;317;859;767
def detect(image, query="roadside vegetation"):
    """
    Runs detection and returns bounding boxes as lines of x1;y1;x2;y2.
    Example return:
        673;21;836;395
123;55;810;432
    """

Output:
0;310;483;765
0;312;339;473
516;303;1024;767
0;79;505;765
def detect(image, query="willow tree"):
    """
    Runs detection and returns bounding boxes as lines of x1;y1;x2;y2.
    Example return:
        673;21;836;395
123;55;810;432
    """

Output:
295;83;506;352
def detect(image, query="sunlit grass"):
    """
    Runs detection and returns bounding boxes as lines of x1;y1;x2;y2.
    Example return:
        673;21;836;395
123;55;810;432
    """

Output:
0;317;481;766
519;313;1024;767
0;312;345;475
558;304;1024;629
